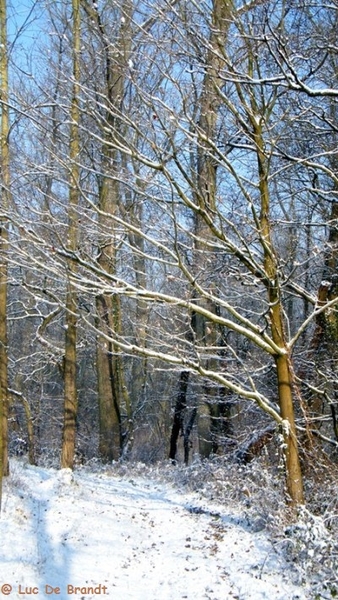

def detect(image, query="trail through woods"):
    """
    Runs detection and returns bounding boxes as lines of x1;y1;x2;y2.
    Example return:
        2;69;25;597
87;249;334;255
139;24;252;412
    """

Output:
0;461;309;599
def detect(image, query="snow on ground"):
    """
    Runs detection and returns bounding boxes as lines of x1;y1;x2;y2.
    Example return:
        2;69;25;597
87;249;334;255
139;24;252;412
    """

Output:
0;460;309;600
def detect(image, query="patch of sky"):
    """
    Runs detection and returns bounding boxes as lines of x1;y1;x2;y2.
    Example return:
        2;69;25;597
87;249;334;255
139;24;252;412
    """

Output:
8;0;47;77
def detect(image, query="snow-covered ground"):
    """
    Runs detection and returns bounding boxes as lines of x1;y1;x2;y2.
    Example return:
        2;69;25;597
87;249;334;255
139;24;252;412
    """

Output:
0;460;310;599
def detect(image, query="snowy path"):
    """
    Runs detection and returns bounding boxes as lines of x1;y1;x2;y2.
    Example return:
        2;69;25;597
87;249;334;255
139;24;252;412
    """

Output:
0;461;308;599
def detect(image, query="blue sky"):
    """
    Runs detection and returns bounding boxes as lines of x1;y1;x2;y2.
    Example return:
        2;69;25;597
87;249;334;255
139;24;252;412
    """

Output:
8;0;46;69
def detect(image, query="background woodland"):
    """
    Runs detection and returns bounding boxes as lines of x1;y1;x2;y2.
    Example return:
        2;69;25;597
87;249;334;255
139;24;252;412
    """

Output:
1;0;338;509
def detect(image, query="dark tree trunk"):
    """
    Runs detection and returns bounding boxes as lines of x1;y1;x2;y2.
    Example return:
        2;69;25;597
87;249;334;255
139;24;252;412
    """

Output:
169;370;190;462
184;407;197;465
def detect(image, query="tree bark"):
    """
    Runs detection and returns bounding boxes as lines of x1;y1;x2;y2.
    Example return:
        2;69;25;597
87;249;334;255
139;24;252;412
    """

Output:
0;0;9;501
193;0;232;457
255;124;304;504
184;407;197;465
61;0;81;469
86;1;134;461
169;370;190;462
96;296;123;462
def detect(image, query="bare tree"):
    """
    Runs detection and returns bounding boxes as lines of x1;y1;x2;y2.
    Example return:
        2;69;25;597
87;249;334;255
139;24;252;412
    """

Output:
0;0;9;503
51;0;303;502
5;0;338;507
61;0;81;469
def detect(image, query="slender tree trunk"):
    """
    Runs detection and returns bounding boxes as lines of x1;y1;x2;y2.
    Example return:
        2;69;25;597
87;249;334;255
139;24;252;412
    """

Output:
9;389;36;466
96;295;123;462
193;0;232;457
0;0;9;505
125;177;149;453
86;1;133;461
310;199;338;437
169;370;190;462
184;408;197;465
61;0;80;469
255;126;304;504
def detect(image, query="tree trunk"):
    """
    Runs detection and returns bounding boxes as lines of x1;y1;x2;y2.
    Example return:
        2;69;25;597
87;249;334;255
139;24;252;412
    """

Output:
255;125;304;504
61;0;80;469
0;0;9;500
87;1;133;461
125;180;148;453
310;201;338;438
184;407;197;465
275;353;304;503
96;295;123;462
9;389;36;466
169;370;190;462
194;0;232;457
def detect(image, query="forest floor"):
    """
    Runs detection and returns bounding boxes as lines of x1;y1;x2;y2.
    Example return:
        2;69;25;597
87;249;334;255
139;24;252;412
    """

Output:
0;458;317;599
